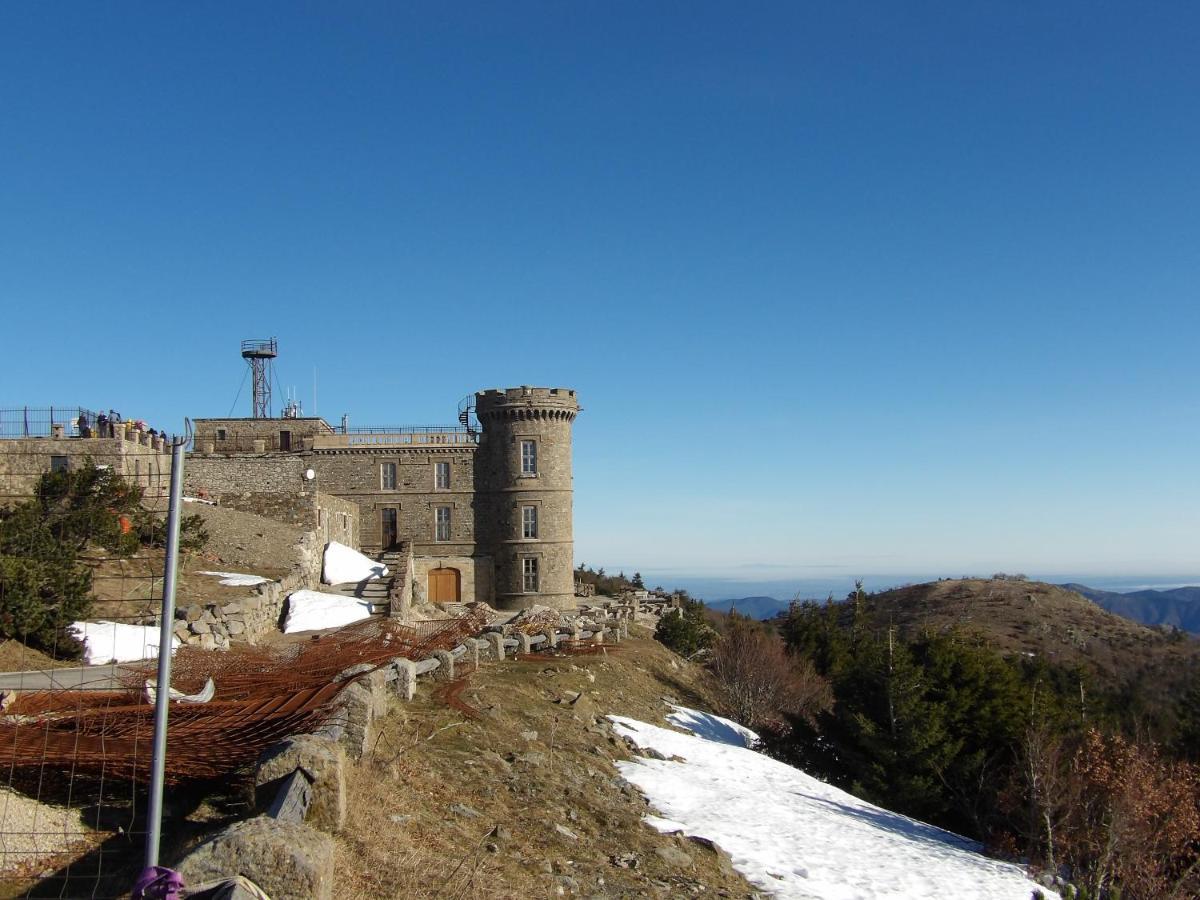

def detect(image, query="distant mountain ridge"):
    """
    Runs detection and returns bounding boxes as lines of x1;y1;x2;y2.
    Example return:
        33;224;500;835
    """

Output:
703;583;1200;633
1064;583;1200;634
705;596;789;620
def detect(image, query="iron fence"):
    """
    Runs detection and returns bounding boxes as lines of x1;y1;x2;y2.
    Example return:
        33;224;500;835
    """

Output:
0;407;100;439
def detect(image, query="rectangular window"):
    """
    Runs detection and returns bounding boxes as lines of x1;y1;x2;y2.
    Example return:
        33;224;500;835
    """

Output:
522;505;538;539
216;428;227;442
381;462;397;490
50;455;68;473
435;505;451;542
522;557;539;593
434;461;450;490
279;430;292;452
520;440;537;475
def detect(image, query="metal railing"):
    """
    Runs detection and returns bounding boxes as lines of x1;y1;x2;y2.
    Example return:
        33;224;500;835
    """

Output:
240;338;277;358
0;405;98;438
341;425;475;435
311;425;478;449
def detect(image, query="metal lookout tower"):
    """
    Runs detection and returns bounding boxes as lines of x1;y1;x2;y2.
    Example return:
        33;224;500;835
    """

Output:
240;338;278;418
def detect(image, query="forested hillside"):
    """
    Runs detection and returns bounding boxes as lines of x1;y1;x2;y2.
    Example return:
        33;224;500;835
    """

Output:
743;579;1200;898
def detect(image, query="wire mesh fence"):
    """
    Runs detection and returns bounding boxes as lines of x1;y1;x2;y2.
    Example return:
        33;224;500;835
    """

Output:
0;542;169;898
0;456;490;900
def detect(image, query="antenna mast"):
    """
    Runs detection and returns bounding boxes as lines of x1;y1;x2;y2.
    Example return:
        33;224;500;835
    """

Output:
240;338;278;418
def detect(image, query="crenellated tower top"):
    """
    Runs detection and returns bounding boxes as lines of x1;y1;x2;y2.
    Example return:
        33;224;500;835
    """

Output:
475;387;580;424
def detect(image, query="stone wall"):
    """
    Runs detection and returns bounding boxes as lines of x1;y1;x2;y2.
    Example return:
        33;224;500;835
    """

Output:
174;532;321;648
310;448;477;556
193;417;334;453
185;453;307;498
409;554;493;606
0;435;172;508
315;491;358;547
184;455;360;547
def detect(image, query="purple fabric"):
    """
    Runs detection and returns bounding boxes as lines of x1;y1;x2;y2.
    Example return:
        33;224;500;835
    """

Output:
132;866;184;900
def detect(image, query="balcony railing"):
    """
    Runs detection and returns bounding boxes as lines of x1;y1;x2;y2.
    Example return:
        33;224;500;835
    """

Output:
0;406;99;439
312;425;478;449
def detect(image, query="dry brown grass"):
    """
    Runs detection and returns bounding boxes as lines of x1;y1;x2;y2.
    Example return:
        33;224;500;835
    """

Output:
865;578;1200;694
334;632;758;899
0;641;70;672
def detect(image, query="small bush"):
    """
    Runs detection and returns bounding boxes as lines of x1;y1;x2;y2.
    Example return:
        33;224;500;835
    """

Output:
654;597;717;658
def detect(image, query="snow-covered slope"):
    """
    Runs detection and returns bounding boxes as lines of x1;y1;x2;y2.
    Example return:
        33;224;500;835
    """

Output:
610;707;1054;900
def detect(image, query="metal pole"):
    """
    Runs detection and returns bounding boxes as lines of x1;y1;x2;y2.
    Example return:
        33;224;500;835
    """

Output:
144;434;186;868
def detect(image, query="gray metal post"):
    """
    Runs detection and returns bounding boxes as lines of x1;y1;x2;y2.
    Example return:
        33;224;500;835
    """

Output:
144;435;186;868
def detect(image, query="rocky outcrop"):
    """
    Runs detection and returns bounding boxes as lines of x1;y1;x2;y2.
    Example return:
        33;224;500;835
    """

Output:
176;816;335;900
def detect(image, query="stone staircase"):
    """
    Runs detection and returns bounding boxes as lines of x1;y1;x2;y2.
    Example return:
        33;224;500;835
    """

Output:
327;546;407;615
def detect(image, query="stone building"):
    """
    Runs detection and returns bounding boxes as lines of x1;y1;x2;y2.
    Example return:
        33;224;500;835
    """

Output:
188;387;580;610
0;407;173;507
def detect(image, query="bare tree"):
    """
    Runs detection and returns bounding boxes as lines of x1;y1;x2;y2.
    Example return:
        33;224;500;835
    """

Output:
708;616;832;731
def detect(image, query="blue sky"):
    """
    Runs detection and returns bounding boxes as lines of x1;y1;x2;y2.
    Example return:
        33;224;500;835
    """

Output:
2;3;1197;585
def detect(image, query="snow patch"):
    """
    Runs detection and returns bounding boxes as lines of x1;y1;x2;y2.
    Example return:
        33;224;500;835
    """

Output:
70;621;180;665
197;571;270;587
665;706;757;748
284;590;373;633
610;706;1055;900
322;542;388;585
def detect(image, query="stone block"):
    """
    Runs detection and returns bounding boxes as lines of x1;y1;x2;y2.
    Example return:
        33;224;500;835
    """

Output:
484;632;505;661
334;681;374;759
176;815;334;900
433;649;455;680
365;668;390;717
255;735;346;833
393;658;416;701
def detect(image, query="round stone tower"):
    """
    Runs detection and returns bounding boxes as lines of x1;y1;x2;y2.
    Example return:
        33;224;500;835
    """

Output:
475;386;580;610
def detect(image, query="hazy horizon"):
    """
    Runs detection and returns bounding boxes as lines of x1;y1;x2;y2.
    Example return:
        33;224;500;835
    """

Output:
620;570;1200;604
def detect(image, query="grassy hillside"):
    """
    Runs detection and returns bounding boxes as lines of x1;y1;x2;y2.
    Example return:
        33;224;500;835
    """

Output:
859;578;1200;696
333;633;757;898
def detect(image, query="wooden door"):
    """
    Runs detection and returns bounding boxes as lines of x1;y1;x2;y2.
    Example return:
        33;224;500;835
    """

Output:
429;568;461;603
381;509;397;550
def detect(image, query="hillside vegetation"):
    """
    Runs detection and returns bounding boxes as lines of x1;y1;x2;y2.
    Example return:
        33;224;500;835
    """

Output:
762;578;1200;898
861;578;1200;701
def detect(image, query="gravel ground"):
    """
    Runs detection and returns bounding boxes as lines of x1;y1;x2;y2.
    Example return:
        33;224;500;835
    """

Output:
183;503;305;578
0;788;94;876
